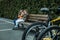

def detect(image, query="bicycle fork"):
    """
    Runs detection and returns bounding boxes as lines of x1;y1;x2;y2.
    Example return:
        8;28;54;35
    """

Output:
47;22;53;38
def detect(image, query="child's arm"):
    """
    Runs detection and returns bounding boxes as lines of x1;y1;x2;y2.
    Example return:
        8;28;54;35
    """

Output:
18;12;24;19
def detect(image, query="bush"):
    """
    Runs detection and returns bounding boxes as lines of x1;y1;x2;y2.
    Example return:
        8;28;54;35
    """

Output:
0;0;60;19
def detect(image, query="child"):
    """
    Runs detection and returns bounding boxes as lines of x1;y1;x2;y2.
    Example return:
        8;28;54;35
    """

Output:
13;10;28;29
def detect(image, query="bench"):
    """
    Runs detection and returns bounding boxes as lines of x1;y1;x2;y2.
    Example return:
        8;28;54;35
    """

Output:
19;14;48;28
27;14;48;22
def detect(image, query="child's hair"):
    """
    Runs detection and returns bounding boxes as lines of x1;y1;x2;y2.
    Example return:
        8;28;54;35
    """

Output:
23;10;28;14
18;10;23;15
18;9;28;16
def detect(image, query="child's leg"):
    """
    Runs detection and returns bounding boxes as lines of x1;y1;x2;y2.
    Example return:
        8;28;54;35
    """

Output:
15;19;24;27
13;18;17;25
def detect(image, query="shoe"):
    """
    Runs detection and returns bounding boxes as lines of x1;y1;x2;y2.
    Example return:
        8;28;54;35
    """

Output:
13;27;19;30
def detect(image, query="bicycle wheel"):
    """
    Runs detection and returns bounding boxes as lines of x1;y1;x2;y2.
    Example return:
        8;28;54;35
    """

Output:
22;22;47;40
37;26;60;40
53;30;60;40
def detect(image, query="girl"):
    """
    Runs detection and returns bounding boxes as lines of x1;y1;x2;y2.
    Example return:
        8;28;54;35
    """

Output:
13;10;28;29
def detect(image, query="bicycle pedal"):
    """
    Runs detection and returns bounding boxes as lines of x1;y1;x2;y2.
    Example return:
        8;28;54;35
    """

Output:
43;38;52;40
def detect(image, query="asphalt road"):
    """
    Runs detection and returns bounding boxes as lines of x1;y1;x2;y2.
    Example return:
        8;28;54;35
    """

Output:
0;18;35;40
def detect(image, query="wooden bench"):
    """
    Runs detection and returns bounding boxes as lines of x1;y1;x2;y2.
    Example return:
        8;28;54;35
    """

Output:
19;14;48;28
27;14;48;22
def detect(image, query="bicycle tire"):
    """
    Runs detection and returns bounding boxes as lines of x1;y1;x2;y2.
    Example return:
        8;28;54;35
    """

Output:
37;26;60;40
22;22;47;40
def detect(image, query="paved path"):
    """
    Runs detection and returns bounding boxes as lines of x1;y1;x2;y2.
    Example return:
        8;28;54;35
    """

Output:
0;18;35;40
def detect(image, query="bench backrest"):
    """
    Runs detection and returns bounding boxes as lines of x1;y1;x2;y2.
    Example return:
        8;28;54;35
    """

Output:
26;14;48;23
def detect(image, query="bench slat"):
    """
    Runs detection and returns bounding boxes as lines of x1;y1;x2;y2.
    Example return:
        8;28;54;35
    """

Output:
29;14;48;17
28;18;48;21
27;14;48;22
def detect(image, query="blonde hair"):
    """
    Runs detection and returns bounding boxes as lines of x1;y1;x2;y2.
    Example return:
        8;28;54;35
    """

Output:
18;9;28;15
18;9;28;20
18;10;23;15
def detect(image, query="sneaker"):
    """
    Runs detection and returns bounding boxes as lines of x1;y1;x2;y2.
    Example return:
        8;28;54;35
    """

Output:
13;27;19;30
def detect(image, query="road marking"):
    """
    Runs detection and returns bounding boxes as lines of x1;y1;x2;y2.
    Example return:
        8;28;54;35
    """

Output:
0;18;14;31
0;29;12;31
0;19;14;24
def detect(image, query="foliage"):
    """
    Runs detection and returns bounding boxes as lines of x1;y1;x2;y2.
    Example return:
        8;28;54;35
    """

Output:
0;0;60;19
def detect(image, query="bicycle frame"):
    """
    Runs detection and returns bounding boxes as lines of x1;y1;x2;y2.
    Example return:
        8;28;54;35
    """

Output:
51;17;60;26
41;10;60;38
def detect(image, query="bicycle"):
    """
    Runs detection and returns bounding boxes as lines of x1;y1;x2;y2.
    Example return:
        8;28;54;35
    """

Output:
22;7;60;40
37;26;60;40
